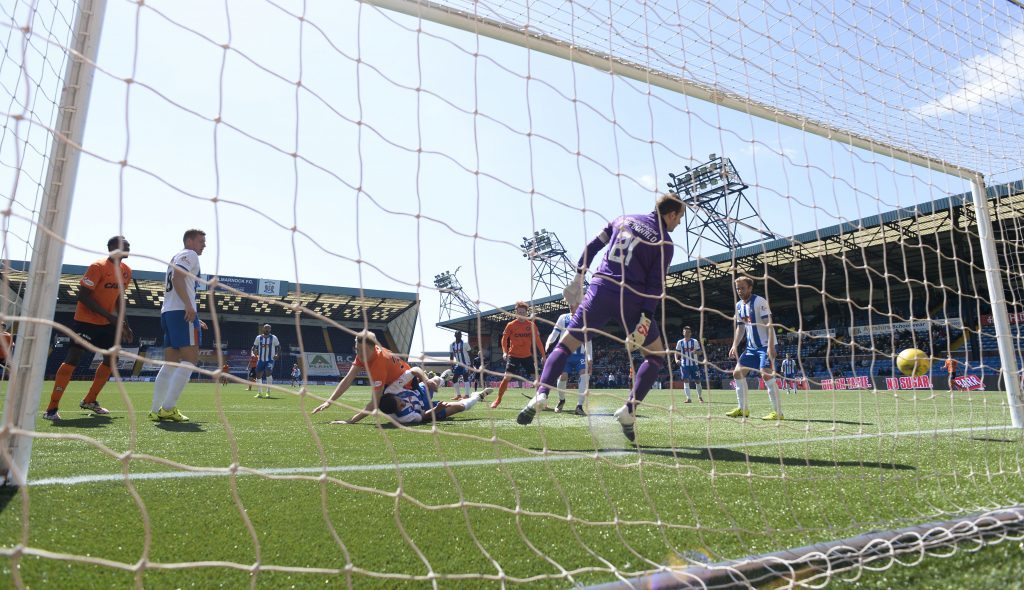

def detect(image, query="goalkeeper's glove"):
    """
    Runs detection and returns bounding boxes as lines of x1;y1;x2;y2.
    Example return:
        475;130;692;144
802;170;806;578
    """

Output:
626;313;652;351
563;270;585;309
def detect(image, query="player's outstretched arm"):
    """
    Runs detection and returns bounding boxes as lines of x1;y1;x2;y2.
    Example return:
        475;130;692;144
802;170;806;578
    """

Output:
313;363;360;413
343;389;383;424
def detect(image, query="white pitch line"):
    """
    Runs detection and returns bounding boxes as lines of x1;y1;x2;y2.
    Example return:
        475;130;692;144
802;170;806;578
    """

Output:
28;425;1013;487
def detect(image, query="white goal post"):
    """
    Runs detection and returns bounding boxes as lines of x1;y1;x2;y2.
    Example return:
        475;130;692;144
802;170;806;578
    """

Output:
0;0;108;486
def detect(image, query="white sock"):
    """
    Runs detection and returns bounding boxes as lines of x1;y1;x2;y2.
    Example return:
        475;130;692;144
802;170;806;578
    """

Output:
266;376;274;392
577;373;589;407
766;377;782;414
696;383;703;398
683;384;691;401
735;376;748;410
527;390;548;410
556;374;568;401
151;365;174;412
463;392;480;410
162;362;195;410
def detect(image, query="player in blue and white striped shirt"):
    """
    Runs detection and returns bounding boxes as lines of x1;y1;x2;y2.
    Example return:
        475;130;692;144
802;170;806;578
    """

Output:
251;324;280;398
780;354;797;394
544;305;593;415
727;277;784;420
378;370;491;424
674;326;704;403
449;331;473;401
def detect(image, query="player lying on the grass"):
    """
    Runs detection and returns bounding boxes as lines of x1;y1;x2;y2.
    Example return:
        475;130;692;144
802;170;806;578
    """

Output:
377;376;492;425
44;236;135;421
311;330;423;421
674;325;704;403
727;276;784;420
544;303;592;415
517;193;685;442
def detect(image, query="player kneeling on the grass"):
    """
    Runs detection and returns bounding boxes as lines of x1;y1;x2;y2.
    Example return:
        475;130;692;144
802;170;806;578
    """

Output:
544;303;592;415
44;236;134;421
312;330;421;423
150;229;208;423
727;276;784;420
674;325;704;404
517;193;685;442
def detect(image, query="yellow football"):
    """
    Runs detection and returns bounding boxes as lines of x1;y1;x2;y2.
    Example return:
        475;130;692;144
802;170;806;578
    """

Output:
896;348;930;377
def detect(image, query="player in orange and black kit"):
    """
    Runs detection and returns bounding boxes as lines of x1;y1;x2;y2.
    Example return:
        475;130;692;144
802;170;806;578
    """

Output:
43;236;134;421
312;330;429;424
246;353;258;391
490;301;545;408
944;356;959;392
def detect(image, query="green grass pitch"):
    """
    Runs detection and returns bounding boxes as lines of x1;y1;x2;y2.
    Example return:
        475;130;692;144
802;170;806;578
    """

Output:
1;381;1022;588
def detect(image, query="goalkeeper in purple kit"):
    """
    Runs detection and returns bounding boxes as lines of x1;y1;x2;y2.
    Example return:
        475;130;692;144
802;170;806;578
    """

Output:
517;193;685;442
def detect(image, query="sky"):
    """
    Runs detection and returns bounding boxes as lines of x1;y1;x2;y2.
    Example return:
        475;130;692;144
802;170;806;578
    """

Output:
1;0;1021;357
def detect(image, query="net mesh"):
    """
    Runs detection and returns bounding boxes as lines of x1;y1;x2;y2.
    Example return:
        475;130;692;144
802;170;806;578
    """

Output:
0;0;1023;588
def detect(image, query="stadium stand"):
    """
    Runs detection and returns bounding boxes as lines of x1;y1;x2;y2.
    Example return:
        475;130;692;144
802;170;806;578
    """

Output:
439;180;1024;389
1;262;418;383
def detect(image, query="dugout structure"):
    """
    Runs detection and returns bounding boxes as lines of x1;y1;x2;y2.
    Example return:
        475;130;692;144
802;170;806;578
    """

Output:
439;179;1024;390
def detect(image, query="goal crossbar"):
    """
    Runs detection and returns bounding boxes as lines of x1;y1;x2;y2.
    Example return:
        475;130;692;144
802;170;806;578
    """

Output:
361;0;983;182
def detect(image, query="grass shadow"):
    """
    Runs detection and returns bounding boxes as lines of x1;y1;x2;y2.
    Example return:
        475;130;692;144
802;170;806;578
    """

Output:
154;421;205;433
782;418;873;426
639;445;916;471
46;415;120;429
531;446;915;471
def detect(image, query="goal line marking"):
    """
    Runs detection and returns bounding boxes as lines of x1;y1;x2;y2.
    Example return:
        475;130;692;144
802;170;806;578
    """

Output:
28;425;1010;487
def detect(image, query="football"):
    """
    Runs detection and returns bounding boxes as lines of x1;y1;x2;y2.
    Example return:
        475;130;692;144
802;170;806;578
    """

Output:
896;348;930;377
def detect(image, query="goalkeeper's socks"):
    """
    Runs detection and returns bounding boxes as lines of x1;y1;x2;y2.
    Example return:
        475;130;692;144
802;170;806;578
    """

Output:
629;357;664;403
463;392;480;410
536;345;571;395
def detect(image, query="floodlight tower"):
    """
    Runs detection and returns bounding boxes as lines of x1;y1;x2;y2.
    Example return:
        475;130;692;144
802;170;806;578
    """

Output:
668;154;779;258
522;229;577;300
434;268;479;322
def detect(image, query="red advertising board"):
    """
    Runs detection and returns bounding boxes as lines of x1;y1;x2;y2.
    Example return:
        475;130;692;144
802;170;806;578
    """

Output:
885;375;933;390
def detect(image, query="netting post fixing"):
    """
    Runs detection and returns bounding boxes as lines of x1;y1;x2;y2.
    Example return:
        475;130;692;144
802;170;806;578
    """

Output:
971;177;1024;428
0;0;109;486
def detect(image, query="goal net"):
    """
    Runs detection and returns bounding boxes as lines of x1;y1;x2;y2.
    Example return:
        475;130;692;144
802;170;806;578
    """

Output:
1;0;1023;588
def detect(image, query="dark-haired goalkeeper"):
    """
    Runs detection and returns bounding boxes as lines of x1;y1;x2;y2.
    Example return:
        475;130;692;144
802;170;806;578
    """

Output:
516;193;685;442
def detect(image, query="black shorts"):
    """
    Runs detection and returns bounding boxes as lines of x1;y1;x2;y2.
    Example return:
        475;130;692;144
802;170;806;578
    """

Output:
71;320;117;351
505;356;537;379
248;367;257;379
